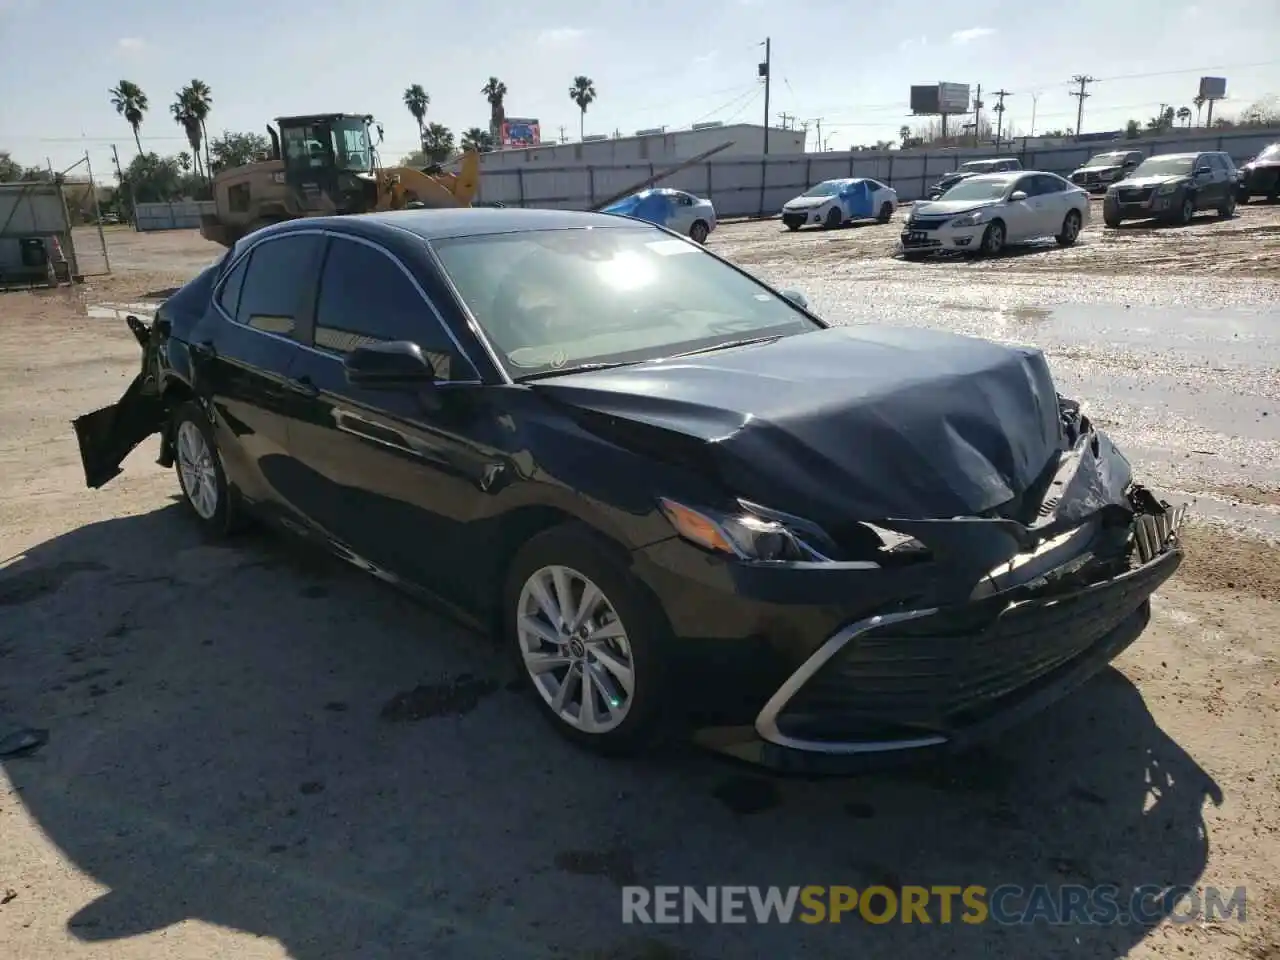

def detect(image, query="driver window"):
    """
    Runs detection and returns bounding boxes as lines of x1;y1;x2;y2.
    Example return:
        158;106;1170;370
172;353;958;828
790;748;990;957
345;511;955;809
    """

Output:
313;237;472;381
677;194;694;206
1012;177;1035;197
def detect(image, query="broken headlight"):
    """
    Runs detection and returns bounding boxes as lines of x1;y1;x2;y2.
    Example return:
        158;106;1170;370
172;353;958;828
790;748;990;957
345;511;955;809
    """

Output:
658;498;822;562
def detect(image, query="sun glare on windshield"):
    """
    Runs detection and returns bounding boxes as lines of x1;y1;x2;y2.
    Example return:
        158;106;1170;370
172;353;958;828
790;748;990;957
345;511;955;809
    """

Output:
595;250;658;292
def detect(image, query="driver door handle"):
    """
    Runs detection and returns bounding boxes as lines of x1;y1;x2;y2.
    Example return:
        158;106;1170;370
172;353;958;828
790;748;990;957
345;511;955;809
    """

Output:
287;375;319;398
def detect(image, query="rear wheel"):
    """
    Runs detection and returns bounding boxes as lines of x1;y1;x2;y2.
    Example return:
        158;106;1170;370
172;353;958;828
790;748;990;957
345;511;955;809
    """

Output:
877;201;894;223
689;220;709;244
172;402;243;536
1056;209;1082;247
823;207;843;230
979;220;1006;255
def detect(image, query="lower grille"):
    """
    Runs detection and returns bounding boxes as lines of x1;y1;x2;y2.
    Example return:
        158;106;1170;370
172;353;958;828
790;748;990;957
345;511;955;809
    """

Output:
1119;186;1154;203
777;548;1177;739
907;218;946;231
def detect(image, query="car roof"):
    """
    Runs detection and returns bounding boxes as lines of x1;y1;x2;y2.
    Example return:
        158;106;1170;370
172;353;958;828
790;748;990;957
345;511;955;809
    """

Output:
1146;152;1201;159
964;172;1020;183
257;207;642;245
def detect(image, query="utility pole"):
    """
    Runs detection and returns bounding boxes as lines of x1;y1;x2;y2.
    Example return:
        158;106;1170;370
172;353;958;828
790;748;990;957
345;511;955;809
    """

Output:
1030;92;1040;137
110;143;132;228
777;112;794;131
85;151;110;274
558;125;567;144
759;38;772;154
1070;74;1095;137
808;117;823;151
993;89;1012;145
972;84;983;146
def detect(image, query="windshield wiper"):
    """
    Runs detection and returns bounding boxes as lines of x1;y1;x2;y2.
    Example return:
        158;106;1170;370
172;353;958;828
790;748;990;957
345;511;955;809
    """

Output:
518;360;639;382
671;335;782;358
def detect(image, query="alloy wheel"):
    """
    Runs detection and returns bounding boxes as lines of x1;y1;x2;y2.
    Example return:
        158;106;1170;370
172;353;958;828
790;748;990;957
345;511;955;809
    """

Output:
982;222;1005;254
1063;212;1081;243
176;420;219;520
517;565;635;734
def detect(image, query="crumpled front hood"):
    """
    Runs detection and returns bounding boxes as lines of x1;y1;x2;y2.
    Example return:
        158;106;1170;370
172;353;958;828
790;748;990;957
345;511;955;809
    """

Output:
911;198;997;218
532;326;1065;525
783;196;831;211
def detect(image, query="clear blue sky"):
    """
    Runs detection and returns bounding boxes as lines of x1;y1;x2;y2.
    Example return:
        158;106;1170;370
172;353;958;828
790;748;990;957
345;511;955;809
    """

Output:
1;0;1277;179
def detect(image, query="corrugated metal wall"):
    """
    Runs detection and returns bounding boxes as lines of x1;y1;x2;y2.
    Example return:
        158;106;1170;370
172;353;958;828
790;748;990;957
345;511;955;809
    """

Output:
135;200;216;231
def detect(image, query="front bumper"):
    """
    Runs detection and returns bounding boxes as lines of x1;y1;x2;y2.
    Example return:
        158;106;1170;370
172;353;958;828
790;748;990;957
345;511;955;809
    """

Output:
900;220;986;253
782;208;825;229
636;497;1185;774
1104;186;1182;221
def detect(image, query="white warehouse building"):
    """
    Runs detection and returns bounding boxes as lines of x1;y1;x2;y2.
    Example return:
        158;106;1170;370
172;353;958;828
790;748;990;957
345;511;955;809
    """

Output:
474;123;806;171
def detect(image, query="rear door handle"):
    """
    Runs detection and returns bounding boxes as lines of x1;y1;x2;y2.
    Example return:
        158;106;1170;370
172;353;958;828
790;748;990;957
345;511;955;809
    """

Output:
286;375;319;398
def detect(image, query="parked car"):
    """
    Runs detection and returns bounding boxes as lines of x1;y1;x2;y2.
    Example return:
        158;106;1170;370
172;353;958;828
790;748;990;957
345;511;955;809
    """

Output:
1068;150;1143;193
1102;151;1238;227
780;178;898;231
901;171;1090;259
600;188;716;243
1236;142;1280;202
74;208;1185;772
926;158;1022;200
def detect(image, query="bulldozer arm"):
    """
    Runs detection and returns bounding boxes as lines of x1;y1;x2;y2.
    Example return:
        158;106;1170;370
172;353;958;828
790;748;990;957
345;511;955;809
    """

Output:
376;150;480;211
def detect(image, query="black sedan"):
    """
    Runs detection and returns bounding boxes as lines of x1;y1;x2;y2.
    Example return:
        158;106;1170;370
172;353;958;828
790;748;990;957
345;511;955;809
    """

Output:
1237;142;1280;202
74;208;1185;773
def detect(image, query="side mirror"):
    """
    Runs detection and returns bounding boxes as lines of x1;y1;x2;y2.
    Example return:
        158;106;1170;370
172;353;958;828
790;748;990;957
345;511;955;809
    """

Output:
781;289;809;310
1010;190;1029;201
344;340;436;388
1195;166;1212;176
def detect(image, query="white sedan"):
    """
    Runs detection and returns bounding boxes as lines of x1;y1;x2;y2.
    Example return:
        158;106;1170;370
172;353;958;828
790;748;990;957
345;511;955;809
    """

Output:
781;178;899;231
900;171;1090;258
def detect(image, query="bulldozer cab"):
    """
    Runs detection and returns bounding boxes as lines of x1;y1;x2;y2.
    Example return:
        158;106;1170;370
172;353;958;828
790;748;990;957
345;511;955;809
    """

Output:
274;113;379;215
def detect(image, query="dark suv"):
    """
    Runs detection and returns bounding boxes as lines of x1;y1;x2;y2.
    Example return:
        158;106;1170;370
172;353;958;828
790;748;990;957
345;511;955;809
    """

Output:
1237;142;1280;203
1102;151;1238;227
1069;150;1143;193
927;158;1022;199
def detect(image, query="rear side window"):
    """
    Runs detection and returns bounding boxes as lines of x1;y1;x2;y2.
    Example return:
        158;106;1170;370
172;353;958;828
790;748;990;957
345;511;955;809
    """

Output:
234;234;323;337
217;256;248;318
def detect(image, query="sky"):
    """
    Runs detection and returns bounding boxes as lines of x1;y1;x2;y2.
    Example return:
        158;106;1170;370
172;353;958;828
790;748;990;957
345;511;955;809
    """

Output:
1;0;1278;181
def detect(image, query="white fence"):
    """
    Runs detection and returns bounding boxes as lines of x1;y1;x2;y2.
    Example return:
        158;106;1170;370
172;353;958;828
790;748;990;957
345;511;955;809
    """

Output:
474;127;1280;217
135;200;215;231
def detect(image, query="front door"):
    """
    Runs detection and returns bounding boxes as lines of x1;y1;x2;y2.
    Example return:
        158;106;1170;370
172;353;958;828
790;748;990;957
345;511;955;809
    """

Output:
189;232;324;513
283;234;498;602
1003;175;1043;241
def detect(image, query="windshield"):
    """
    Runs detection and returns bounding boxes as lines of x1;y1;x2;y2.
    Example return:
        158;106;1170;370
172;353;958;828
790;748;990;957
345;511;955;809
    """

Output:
938;177;1013;202
1257;143;1280;161
331;119;372;172
960;160;999;172
1084;153;1126;168
1132;156;1195;177
432;226;821;379
802;182;843;197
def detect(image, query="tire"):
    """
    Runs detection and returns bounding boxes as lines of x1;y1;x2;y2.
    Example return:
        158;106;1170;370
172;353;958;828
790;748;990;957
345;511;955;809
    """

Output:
1104;212;1123;228
784;221;801;232
503;523;671;756
1172;195;1196;226
902;251;929;261
1218;192;1236;219
1056;209;1082;247
823;207;843;230
171;401;243;536
689;220;709;244
979;220;1006;255
877;202;894;223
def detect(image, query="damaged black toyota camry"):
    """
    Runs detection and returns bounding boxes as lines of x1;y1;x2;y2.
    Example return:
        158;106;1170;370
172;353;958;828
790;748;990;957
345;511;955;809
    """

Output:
74;208;1185;773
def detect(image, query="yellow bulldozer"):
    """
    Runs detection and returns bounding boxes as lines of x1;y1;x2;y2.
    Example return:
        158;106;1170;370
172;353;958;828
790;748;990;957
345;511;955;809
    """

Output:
199;113;480;247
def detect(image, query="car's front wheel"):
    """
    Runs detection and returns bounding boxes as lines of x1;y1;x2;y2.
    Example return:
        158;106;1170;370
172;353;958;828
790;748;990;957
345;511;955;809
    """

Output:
823;207;843;229
1218;192;1236;219
689;220;709;244
1172;195;1196;226
172;401;242;536
504;524;669;756
1056;209;1082;247
979;220;1006;255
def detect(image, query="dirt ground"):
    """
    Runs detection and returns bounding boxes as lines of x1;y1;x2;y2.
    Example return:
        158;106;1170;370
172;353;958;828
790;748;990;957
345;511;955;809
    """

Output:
1;208;1279;960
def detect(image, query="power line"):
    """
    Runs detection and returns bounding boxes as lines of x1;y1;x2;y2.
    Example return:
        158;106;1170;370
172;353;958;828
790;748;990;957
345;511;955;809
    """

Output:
1070;75;1096;134
686;84;760;126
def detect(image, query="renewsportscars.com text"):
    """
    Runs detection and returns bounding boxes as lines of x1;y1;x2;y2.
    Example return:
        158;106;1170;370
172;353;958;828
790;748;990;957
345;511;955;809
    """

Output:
621;884;1248;926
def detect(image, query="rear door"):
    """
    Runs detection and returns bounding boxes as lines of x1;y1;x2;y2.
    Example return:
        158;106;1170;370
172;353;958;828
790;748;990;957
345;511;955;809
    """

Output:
1029;174;1072;235
196;231;323;513
667;192;696;235
283;234;496;598
1191;154;1218;209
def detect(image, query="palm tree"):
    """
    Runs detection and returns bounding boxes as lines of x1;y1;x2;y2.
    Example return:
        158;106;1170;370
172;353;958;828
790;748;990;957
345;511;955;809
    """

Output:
170;92;204;176
177;151;192;173
1193;94;1206;127
899;125;911;148
481;77;507;139
421;122;455;165
1177;105;1192;128
403;84;430;149
568;75;597;140
184;79;213;175
460;127;494;152
109;80;148;155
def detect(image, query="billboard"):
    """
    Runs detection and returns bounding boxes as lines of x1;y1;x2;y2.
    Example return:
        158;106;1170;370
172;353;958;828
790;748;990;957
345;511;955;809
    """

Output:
910;83;970;115
939;82;971;114
1198;76;1227;100
500;117;541;147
